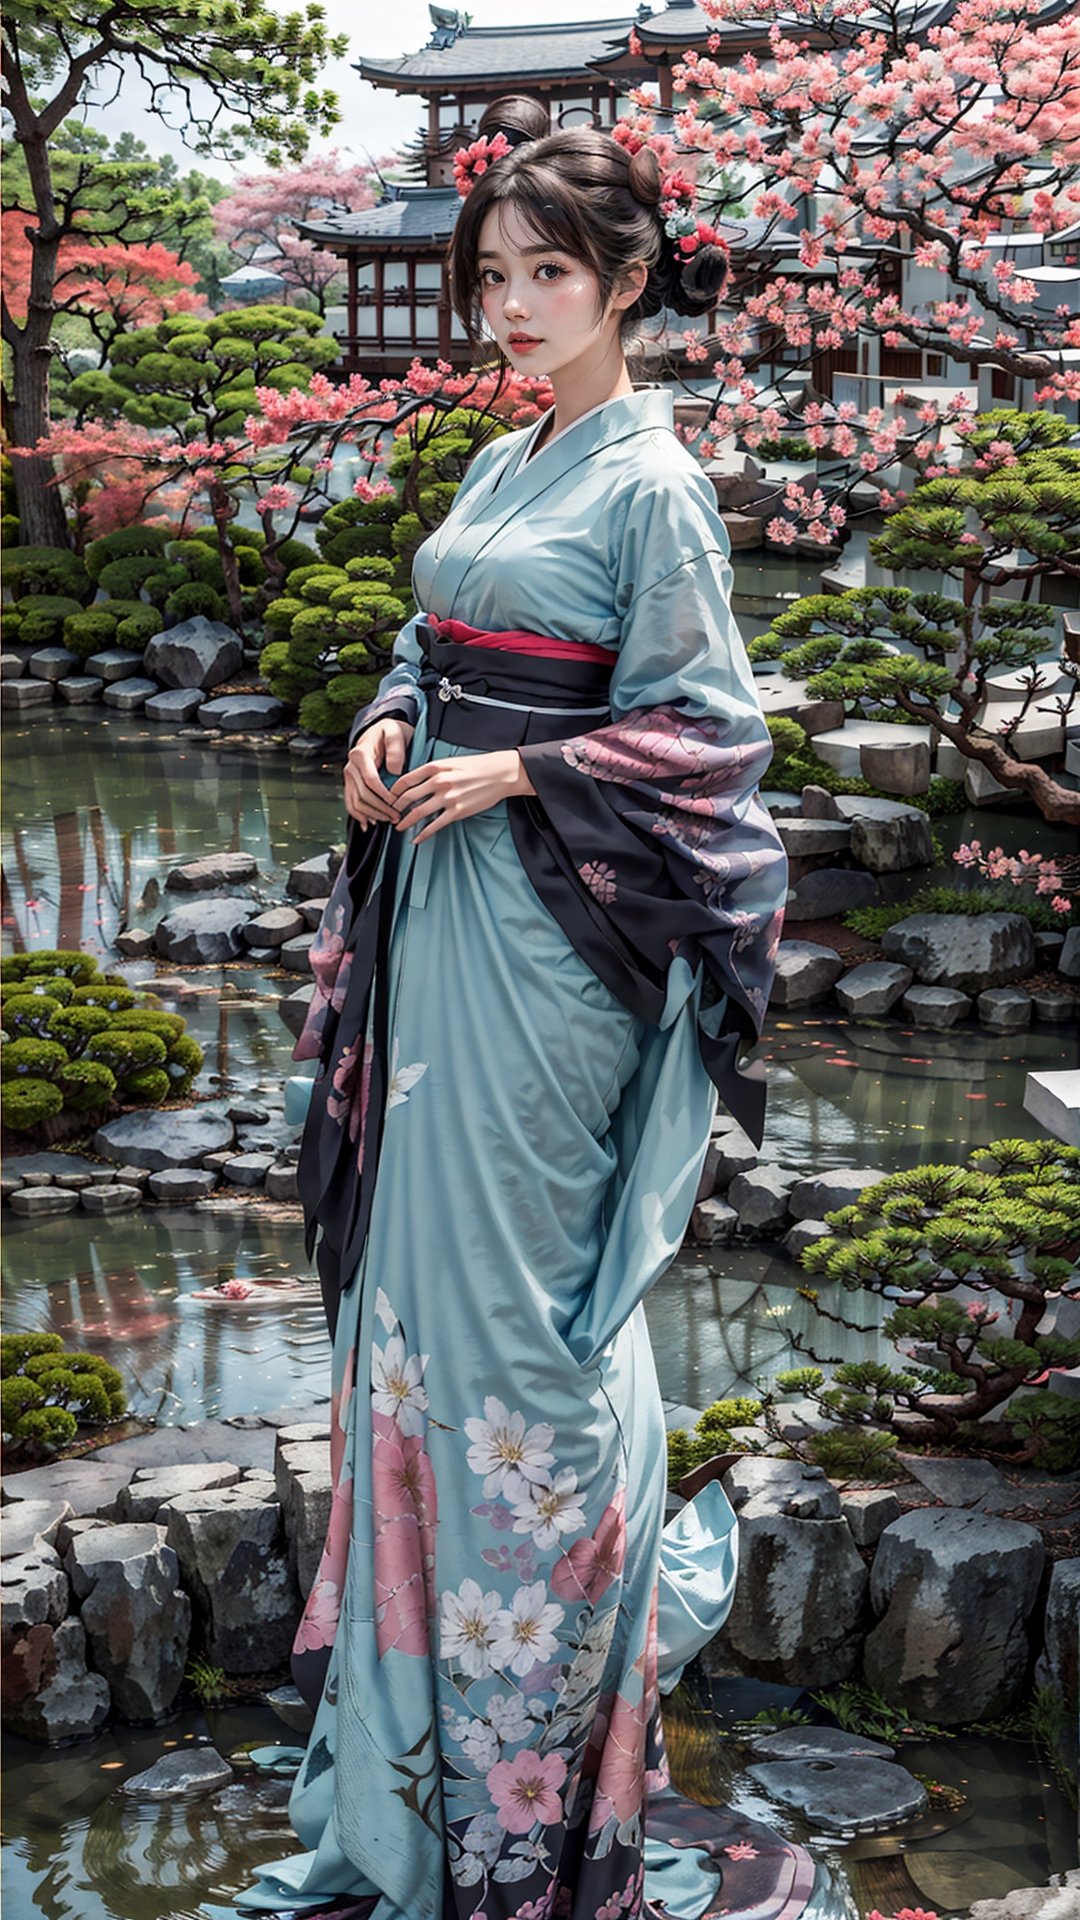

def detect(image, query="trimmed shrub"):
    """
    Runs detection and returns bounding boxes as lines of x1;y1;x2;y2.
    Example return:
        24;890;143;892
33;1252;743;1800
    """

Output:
298;673;383;739
59;1059;117;1113
84;1029;168;1077
2;1037;69;1080
84;525;171;584
63;607;123;662
1;975;75;1008
164;579;227;623
116;605;165;648
1;1332;126;1452
3;546;92;603
45;1007;112;1050
72;983;137;1013
126;1066;171;1103
2;1079;65;1131
109;1009;186;1042
3;995;64;1037
25;950;98;984
12;595;86;649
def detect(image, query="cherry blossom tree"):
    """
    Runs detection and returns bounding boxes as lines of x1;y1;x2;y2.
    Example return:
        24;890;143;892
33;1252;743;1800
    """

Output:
212;152;395;315
28;361;552;631
2;0;346;545
623;0;1080;542
1;215;206;352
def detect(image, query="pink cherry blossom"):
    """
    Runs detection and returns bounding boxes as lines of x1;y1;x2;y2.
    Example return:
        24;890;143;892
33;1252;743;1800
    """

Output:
487;1750;568;1833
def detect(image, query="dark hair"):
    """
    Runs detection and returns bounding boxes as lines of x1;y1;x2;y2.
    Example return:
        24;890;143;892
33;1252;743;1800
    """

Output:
448;128;727;348
476;95;550;148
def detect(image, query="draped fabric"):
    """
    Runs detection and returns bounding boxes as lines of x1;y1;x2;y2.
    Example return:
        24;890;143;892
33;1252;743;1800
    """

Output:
233;390;795;1920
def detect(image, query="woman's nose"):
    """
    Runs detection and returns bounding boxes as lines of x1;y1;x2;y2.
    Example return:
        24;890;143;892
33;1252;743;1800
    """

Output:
503;285;529;319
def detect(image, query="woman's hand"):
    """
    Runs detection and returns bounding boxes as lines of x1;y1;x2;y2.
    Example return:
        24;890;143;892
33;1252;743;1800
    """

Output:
391;750;536;846
343;719;415;827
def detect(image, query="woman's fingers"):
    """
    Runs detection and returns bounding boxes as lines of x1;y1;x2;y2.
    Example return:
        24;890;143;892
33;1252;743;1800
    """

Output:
344;750;399;824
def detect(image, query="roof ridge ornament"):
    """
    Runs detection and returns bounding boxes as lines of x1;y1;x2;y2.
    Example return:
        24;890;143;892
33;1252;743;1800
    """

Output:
428;4;466;47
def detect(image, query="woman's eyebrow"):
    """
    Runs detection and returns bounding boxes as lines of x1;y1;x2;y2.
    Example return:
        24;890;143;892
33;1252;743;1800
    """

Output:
478;244;565;260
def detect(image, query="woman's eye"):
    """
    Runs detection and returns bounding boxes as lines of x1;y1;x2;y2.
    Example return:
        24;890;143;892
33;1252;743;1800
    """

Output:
537;263;566;281
481;270;503;287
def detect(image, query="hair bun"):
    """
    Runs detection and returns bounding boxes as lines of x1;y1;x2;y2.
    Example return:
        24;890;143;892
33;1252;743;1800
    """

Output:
677;243;729;312
627;145;662;208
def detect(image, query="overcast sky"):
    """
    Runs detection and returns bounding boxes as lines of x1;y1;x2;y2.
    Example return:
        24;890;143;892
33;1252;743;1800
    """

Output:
80;1;635;180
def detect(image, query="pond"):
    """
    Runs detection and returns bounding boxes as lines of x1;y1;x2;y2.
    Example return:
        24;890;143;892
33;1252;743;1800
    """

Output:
2;620;1077;1920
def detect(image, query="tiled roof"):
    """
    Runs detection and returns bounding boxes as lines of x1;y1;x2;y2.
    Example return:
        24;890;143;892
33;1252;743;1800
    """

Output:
358;17;633;87
297;189;461;249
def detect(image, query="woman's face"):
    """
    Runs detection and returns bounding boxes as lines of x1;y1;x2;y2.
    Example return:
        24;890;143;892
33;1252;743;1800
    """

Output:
477;201;622;380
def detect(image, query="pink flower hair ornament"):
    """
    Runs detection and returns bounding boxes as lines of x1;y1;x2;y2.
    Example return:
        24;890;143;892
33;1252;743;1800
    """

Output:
453;132;512;198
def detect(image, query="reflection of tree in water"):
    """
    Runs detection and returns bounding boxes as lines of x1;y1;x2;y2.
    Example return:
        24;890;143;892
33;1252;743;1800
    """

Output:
71;1778;294;1918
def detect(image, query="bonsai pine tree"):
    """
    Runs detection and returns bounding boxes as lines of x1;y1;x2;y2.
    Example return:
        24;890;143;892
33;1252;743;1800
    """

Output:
789;1138;1080;1471
749;413;1080;824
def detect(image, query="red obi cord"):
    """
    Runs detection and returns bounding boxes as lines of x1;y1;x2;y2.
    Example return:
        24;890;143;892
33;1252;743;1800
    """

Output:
433;617;614;667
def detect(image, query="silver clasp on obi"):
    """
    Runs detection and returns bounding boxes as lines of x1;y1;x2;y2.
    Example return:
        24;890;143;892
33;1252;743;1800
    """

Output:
437;677;463;703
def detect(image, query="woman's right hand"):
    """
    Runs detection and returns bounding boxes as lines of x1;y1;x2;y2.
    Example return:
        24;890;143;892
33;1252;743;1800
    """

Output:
343;718;415;827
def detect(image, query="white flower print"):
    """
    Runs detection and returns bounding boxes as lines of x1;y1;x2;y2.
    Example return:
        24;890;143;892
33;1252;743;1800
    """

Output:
464;1397;555;1500
386;1037;428;1111
511;1469;587;1550
487;1690;539;1744
374;1287;397;1333
558;1606;619;1714
463;1810;504;1867
490;1581;565;1677
439;1578;502;1679
370;1333;429;1436
460;1717;500;1771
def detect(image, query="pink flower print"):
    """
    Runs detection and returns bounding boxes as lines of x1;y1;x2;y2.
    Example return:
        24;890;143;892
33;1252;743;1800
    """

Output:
330;946;353;1014
330;1343;356;1485
294;1574;340;1653
325;1036;372;1146
372;1411;438;1658
551;1488;626;1606
578;861;618;906
487;1749;568;1834
587;1685;648;1832
310;925;345;999
512;1896;555;1920
724;1841;759;1861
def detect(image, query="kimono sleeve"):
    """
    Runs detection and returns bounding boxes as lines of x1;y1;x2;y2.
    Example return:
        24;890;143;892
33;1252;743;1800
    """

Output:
347;611;426;751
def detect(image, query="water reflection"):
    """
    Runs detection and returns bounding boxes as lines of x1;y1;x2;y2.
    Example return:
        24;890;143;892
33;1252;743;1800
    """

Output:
0;1214;326;1425
1;710;346;955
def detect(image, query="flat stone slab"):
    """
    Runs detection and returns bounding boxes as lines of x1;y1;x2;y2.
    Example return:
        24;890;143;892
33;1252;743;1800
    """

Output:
748;1725;895;1762
94;1107;235;1171
0;1498;75;1560
811;720;933;779
785;867;880;921
56;676;102;704
1022;1069;1080;1148
29;647;80;682
8;1187;80;1217
80;1183;142;1215
977;987;1031;1032
102;676;158;711
747;1755;927;1832
897;1455;1013;1509
2;678;54;710
116;1462;242;1523
287;851;343;899
775;819;852;858
79;1415;278;1475
1031;991;1076;1023
2;1151;102;1180
221;1152;275;1188
901;983;973;1028
85;648;144;683
198;694;286;730
280;934;315;973
123;1747;233;1798
144;687;204;722
1;1458;135;1518
165;853;258;893
147;1168;218;1203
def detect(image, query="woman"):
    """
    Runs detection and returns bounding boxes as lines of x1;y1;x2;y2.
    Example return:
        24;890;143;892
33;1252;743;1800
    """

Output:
237;125;789;1920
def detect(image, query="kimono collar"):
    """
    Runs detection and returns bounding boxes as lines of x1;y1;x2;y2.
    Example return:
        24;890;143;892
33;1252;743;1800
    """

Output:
430;387;676;618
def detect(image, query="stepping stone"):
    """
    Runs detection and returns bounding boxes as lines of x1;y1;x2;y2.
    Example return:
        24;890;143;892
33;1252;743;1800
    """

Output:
198;694;286;730
0;1498;75;1559
28;647;80;682
265;1164;300;1203
300;896;330;930
850;807;933;873
747;1755;927;1832
147;1168;218;1203
102;675;158;711
782;1218;833;1259
748;1724;895;1761
1031;990;1075;1024
690;1197;738;1245
278;983;315;1038
1023;1068;1080;1147
241;907;305;948
835;961;913;1016
770;941;844;1006
811;719;933;778
981;662;1074;704
8;1188;79;1217
1;1458;134;1517
787;1168;889;1219
896;1455;1012;1509
1;652;25;679
775;819;852;858
80;1184;142;1214
222;1152;275;1188
727;1163;797;1233
287;850;343;899
114;928;155;958
165;853;257;892
144;687;205;722
972;697;1064;761
1;679;54;710
56;675;103;704
116;1462;242;1523
901;984;972;1028
85;648;144;683
977;987;1031;1033
123;1748;233;1798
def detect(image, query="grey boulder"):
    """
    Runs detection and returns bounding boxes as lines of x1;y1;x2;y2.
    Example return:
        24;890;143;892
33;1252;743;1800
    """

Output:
94;1107;234;1172
835;961;913;1016
2;1613;110;1744
123;1746;234;1797
770;941;844;1007
198;694;286;730
287;849;344;899
726;1163;796;1233
747;1754;926;1832
901;983;973;1028
882;912;1036;992
785;868;880;921
241;906;305;948
144;618;243;691
977;987;1032;1033
864;1507;1045;1722
155;895;254;963
849;806;934;872
116;1462;242;1524
787;1167;888;1220
144;686;205;722
275;1432;333;1596
164;853;257;893
65;1523;190;1722
163;1485;300;1673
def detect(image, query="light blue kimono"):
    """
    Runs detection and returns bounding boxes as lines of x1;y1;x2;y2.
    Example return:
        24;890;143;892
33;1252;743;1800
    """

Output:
234;389;784;1920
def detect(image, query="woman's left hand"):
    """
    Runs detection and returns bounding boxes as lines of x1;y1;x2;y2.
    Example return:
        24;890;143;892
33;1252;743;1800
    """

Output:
391;750;536;845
